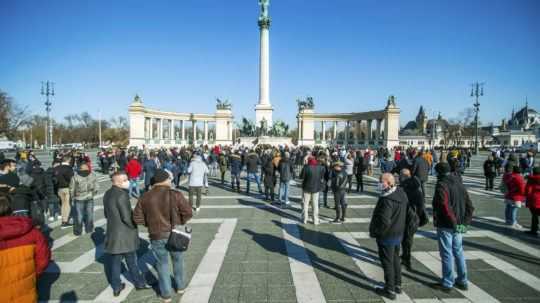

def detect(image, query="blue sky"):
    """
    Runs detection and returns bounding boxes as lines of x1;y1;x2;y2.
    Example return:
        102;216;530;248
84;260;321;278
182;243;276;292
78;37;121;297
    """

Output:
1;0;539;127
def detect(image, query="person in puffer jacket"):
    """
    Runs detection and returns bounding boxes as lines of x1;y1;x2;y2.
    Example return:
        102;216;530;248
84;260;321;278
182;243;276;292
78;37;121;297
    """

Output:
525;167;540;237
70;163;98;236
0;194;51;303
330;161;348;223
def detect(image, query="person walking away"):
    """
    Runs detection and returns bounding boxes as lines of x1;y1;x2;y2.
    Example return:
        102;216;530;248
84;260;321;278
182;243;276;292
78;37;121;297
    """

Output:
412;151;429;197
143;152;158;192
502;165;526;229
133;170;193;302
318;154;331;208
299;156;324;225
0;193;51;303
262;157;276;202
230;151;242;192
55;157;74;228
70;163;98;236
381;155;397;174
45;161;61;221
187;154;208;212
369;173;408;300
104;172;150;296
483;155;497;190
399;169;427;270
525;167;540;237
218;151;228;185
431;162;474;292
278;152;294;208
125;155;142;198
330;161;348;223
344;153;354;193
354;151;366;192
245;150;262;194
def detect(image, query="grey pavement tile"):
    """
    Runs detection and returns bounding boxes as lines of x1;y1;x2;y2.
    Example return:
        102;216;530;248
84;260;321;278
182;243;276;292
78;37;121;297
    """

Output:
268;286;296;301
209;286;242;303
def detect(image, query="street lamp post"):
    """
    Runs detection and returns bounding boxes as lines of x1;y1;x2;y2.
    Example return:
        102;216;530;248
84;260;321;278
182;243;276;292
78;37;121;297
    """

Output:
470;82;484;155
41;81;55;150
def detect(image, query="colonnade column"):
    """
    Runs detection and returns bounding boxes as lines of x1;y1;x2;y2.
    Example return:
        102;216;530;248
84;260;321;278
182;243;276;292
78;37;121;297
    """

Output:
321;121;326;141
333;121;338;140
181;120;185;141
367;119;373;142
376;119;382;141
204;121;209;142
344;121;350;147
353;121;358;145
192;120;197;142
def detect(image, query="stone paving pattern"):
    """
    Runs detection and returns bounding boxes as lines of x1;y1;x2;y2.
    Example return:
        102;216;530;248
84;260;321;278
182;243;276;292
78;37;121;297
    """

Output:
30;152;540;303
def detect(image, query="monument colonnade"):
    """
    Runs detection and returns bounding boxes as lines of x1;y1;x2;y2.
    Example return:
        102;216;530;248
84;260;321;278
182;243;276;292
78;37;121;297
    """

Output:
296;96;401;149
128;95;233;148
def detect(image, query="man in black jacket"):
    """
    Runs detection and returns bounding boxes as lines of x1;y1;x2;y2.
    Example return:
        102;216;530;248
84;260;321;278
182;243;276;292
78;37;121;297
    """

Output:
245;150;262;194
412;151;429;197
54;157;74;228
399;168;426;270
431;162;474;292
300;156;324;225
354;152;366;192
330;161;348;223
104;171;149;296
369;173;408;300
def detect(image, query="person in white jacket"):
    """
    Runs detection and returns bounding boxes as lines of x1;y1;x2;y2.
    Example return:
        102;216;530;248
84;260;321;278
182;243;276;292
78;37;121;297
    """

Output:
187;154;209;212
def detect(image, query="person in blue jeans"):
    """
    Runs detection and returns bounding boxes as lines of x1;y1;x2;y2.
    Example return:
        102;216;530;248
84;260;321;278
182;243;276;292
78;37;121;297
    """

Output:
69;163;98;236
277;152;294;207
245;150;262;194
133;169;193;302
432;162;474;292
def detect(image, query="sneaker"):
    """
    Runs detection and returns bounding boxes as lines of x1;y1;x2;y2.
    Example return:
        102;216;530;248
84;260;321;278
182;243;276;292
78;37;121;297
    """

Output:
57;215;62;220
161;297;172;303
135;284;152;290
512;223;523;230
176;288;185;294
331;218;342;224
60;222;73;229
49;216;55;222
375;287;396;300
196;207;200;212
455;283;468;291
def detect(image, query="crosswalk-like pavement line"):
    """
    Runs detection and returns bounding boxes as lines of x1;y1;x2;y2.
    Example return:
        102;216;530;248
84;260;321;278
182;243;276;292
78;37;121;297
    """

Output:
469;251;540;293
48;205;105;229
349;229;540;258
51;218;107;251
334;232;414;303
413;252;500;303
475;216;526;231
180;218;237;303
282;218;327;303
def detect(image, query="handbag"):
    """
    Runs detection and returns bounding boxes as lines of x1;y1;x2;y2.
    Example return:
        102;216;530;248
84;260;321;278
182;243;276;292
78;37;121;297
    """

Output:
166;191;192;252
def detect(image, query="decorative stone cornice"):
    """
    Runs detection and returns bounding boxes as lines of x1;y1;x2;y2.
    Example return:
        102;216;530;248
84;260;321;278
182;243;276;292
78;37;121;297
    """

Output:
258;18;271;29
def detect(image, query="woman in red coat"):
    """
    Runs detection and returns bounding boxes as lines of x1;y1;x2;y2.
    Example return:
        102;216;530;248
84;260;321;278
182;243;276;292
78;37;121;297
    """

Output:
0;194;51;303
525;167;540;236
502;165;526;229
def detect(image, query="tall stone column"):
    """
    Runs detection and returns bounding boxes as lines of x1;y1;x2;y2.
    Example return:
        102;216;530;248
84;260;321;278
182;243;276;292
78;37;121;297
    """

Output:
333;121;338;140
254;5;273;126
344;121;350;147
376;119;382;141
192;120;197;143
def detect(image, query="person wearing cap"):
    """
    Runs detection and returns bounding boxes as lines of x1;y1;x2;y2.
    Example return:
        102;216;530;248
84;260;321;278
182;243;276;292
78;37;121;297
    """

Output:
431;162;474;293
69;163;98;236
330;161;348;223
133;169;193;302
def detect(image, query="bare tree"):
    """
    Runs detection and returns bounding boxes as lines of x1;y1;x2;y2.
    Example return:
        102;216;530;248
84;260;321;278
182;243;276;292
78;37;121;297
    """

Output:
0;90;30;140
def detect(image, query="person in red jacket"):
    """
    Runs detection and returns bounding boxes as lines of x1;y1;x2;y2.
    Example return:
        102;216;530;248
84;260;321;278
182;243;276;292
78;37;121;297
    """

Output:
0;194;51;303
125;155;142;198
502;165;526;229
525;167;540;237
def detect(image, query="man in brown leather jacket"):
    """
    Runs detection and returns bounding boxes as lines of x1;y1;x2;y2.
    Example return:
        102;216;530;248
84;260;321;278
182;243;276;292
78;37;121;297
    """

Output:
133;169;192;302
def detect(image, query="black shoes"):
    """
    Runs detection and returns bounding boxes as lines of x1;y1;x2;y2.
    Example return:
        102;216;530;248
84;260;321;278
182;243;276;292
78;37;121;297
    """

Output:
135;284;152;290
375;287;397;300
395;286;402;294
401;260;411;271
332;218;342;224
113;283;126;297
60;222;73;229
455;283;468;291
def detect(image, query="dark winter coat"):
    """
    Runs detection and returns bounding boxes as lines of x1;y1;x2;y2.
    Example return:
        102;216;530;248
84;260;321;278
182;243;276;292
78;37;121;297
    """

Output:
432;175;474;230
54;164;74;189
245;153;259;173
103;186;140;254
400;176;427;226
278;158;294;182
483;159;497;178
229;154;242;175
262;161;275;188
331;169;348;193
143;159;158;187
412;156;429;183
299;163;324;193
369;187;408;240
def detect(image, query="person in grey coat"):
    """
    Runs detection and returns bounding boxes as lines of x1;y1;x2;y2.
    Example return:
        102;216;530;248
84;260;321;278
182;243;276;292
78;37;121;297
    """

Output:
143;153;158;192
103;171;150;297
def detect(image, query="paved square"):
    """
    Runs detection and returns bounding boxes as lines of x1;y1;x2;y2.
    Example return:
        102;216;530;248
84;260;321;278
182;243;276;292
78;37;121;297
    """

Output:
37;153;540;303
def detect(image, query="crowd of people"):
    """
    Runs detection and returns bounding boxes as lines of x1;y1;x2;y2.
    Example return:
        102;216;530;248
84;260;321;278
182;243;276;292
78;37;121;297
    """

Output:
0;144;538;302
